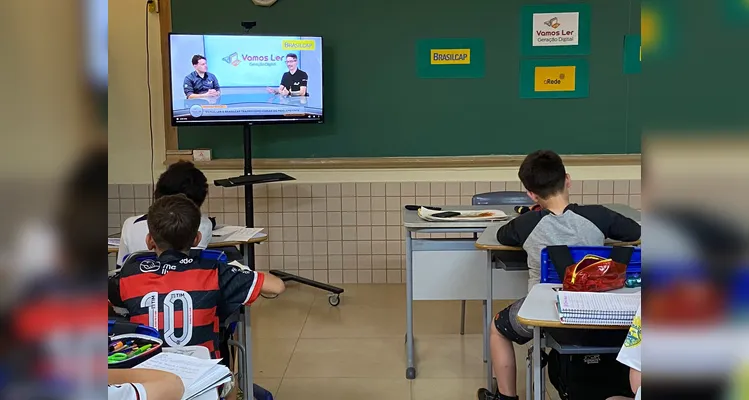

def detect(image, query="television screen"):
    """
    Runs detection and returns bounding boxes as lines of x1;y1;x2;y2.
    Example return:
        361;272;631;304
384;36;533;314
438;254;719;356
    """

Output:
169;34;323;125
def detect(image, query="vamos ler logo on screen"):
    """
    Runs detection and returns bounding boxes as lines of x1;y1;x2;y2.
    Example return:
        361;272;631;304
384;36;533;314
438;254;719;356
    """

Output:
221;40;316;68
532;12;579;46
222;51;288;67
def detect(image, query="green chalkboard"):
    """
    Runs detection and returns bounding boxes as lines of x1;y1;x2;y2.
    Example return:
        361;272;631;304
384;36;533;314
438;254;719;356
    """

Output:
173;0;641;159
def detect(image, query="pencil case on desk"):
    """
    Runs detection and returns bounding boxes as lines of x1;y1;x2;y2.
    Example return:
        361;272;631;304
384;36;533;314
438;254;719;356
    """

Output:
547;246;634;292
108;320;163;369
108;333;163;369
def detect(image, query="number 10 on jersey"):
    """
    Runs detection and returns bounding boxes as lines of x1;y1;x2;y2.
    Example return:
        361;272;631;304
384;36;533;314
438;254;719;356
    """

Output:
140;290;194;347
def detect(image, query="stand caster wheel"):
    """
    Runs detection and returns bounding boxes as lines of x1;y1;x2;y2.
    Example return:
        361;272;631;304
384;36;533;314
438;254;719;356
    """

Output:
406;367;416;379
328;294;340;306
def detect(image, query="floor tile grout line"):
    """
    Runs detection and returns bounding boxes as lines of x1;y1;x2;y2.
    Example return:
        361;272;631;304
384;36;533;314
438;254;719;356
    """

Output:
274;287;318;398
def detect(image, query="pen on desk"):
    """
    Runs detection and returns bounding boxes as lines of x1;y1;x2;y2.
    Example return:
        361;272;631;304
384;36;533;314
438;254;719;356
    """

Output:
404;205;442;211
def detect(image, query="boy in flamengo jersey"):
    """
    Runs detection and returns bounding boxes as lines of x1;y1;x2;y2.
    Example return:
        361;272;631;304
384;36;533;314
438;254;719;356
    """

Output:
109;194;284;398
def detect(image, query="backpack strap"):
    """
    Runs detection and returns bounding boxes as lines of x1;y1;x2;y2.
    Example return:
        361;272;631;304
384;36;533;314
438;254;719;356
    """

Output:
547;245;574;278
609;246;634;266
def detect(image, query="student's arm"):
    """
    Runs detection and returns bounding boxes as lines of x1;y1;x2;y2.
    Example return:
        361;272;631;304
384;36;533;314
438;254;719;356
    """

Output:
617;307;642;395
218;263;285;309
260;272;285;294
108;369;184;400
116;238;127;268
605;208;641;242
115;219;133;267
630;368;641;395
496;212;543;246
196;218;213;249
108;272;125;308
576;205;641;242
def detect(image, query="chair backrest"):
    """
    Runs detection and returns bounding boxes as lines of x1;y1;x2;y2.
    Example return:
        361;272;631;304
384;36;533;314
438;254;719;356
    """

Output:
540;246;642;283
122;249;228;265
472;191;533;206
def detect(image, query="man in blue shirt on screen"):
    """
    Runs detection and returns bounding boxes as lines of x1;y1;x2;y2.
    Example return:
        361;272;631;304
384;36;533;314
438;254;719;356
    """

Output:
266;53;309;97
183;55;221;99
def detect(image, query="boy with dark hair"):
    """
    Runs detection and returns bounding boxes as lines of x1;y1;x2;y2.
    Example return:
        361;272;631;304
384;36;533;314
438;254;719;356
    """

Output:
116;161;213;267
478;150;641;400
110;194;284;353
109;195;284;399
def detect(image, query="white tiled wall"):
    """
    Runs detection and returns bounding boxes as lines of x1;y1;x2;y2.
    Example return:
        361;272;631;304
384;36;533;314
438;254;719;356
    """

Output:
108;180;642;282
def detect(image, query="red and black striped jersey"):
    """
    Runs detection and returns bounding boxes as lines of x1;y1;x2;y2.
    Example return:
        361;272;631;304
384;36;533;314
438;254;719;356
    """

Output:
108;249;264;358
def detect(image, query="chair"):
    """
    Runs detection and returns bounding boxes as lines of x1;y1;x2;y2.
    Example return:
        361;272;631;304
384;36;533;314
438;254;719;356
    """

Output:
461;191;533;335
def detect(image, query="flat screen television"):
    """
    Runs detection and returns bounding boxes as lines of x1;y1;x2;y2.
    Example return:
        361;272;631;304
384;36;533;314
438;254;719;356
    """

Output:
168;34;323;125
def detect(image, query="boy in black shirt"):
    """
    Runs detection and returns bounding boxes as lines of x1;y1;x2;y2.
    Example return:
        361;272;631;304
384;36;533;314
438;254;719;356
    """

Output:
477;150;641;400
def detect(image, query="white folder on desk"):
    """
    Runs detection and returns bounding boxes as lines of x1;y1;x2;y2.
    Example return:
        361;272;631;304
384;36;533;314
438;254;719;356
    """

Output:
212;226;264;242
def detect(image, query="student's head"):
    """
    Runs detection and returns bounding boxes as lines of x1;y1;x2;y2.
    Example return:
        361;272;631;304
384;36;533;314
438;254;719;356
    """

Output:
285;53;298;71
145;194;202;253
518;150;570;203
192;55;207;73
154;161;208;207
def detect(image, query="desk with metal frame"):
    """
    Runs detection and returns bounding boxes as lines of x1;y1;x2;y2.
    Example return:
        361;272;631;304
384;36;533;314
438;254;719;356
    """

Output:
403;205;519;380
516;284;639;400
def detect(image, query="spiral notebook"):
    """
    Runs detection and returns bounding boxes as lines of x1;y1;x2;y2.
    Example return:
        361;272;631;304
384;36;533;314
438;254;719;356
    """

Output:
556;291;640;326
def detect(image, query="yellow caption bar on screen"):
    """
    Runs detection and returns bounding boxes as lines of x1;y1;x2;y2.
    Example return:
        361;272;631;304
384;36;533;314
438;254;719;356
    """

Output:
282;40;316;51
534;66;576;92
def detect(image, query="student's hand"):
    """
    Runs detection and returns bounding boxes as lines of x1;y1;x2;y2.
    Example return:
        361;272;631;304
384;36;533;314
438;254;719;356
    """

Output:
280;88;290;97
206;89;218;96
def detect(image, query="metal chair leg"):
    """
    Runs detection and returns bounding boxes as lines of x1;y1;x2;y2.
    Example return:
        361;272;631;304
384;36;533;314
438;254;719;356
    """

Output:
227;339;247;396
460;300;466;335
526;346;533;400
482;300;488;362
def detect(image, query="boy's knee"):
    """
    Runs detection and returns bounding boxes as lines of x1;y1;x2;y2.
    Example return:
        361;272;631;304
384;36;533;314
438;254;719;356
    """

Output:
490;322;502;337
494;303;533;345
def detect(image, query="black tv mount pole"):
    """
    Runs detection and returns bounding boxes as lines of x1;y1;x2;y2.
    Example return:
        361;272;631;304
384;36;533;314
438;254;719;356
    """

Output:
214;124;344;306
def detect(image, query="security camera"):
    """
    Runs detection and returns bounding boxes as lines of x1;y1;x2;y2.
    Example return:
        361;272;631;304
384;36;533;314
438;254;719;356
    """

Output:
241;21;257;31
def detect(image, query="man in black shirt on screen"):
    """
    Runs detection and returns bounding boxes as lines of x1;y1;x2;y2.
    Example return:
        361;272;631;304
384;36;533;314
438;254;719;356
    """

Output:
266;53;309;97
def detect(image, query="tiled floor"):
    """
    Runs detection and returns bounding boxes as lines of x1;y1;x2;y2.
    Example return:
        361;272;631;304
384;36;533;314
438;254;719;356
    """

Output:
249;283;560;400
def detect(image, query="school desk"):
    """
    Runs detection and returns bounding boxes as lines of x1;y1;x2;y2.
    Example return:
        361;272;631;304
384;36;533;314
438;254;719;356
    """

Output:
475;204;641;390
517;283;641;400
107;232;269;254
402;204;525;380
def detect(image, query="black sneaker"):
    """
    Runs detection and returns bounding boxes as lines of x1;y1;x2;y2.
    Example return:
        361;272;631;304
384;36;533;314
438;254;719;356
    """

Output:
477;388;500;400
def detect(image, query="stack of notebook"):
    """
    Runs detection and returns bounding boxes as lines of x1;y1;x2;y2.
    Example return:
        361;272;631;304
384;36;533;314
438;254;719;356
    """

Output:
134;352;232;400
556;291;640;326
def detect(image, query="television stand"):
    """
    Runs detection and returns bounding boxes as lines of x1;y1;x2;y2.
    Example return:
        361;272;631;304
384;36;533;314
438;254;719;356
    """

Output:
214;123;344;306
